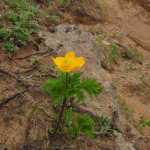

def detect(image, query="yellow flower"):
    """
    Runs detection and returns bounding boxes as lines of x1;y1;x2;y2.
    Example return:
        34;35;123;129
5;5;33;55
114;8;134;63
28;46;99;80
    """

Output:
52;52;85;72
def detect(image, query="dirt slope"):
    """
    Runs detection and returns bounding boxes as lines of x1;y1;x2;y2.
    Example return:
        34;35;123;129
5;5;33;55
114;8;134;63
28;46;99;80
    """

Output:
0;0;150;149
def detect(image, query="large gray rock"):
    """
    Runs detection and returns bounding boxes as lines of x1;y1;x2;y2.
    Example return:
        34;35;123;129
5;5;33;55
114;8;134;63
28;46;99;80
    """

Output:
38;24;135;150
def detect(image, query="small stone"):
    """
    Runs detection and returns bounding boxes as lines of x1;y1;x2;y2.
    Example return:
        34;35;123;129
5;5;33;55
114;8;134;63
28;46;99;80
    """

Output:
113;131;119;137
102;40;110;45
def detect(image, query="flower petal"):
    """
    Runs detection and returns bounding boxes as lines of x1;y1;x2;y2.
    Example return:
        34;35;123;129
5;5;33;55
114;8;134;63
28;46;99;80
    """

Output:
69;66;80;72
57;66;71;72
52;57;64;67
74;57;85;68
65;52;75;60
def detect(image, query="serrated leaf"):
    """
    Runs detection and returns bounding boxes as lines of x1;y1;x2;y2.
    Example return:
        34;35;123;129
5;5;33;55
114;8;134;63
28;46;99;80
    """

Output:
68;123;79;140
139;118;145;124
146;120;150;126
76;114;95;139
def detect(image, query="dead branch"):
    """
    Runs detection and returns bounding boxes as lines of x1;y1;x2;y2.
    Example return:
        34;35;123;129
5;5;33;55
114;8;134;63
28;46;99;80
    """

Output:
15;62;32;69
15;64;37;74
0;68;22;82
0;68;32;87
0;88;30;109
97;145;114;150
21;121;31;150
13;50;50;60
22;64;37;73
16;88;53;118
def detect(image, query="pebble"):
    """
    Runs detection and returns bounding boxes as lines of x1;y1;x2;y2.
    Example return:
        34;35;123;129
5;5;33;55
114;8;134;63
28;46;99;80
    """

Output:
113;131;119;137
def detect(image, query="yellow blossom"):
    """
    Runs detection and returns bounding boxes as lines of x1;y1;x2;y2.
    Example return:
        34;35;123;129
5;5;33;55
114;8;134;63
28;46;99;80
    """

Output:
52;52;85;72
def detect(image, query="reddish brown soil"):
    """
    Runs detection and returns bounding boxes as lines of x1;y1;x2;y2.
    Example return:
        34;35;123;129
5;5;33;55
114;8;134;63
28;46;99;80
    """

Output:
0;0;150;149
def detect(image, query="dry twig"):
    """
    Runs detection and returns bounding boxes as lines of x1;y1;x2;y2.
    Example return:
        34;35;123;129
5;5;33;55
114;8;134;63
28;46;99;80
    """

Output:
0;68;33;87
0;88;30;109
13;50;50;60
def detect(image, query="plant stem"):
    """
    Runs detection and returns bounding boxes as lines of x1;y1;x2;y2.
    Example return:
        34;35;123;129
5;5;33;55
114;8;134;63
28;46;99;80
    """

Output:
51;73;69;138
54;134;68;140
66;73;68;88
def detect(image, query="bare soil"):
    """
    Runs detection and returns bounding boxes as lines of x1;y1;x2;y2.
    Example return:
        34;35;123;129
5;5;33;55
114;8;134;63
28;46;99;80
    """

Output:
0;0;150;149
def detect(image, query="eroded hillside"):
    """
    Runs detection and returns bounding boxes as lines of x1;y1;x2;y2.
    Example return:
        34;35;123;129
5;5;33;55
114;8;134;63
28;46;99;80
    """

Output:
0;0;150;149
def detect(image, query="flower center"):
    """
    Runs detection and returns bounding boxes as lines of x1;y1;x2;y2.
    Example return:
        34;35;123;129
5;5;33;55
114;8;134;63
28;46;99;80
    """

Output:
61;58;73;71
63;58;70;65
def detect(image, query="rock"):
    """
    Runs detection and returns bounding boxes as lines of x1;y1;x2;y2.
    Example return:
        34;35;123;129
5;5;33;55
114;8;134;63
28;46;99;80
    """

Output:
102;40;110;45
40;24;135;150
115;133;135;150
127;34;150;51
113;131;119;137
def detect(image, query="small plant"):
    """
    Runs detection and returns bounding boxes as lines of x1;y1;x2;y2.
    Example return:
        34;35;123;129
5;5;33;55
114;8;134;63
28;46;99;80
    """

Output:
122;49;143;63
0;1;39;51
49;65;59;77
136;73;147;89
32;103;38;113
57;40;64;46
117;95;120;99
97;114;108;126
125;108;134;117
136;52;143;64
121;101;134;117
94;28;103;35
32;56;42;65
122;49;136;59
50;44;54;48
96;2;105;22
124;66;136;73
97;115;113;134
2;40;19;51
101;44;119;70
50;15;60;22
113;106;119;112
96;36;102;41
4;0;40;15
134;118;150;132
109;44;119;62
42;52;103;148
22;113;28;119
56;12;61;16
59;0;71;8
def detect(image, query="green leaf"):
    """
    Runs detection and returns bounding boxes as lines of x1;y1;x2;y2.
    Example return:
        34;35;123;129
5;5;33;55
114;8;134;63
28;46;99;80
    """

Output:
97;115;108;126
32;103;38;113
68;123;79;140
49;127;53;133
76;114;95;139
142;124;146;127
22;113;27;117
42;77;65;105
69;72;83;86
100;125;111;133
80;77;103;100
139;118;146;124
146;120;150;126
